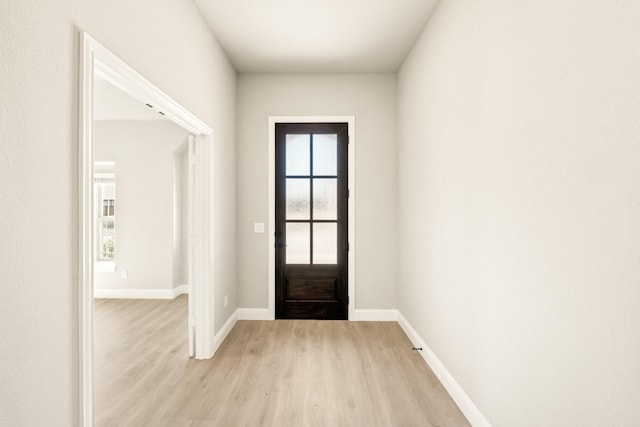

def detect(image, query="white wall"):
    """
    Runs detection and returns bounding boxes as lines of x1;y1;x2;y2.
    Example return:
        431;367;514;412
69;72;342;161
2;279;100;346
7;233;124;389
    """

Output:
397;0;640;426
94;120;188;293
0;0;236;424
236;73;397;310
175;144;189;288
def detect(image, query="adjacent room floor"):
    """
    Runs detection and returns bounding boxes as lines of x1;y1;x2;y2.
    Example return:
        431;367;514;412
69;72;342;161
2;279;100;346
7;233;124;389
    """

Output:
94;297;469;426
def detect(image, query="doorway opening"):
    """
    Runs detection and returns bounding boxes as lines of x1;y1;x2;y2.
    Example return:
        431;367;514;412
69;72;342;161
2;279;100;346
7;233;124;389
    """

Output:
79;32;214;426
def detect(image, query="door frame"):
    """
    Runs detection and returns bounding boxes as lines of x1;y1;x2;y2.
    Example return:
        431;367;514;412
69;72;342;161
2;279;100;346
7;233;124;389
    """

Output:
268;116;355;320
79;32;214;426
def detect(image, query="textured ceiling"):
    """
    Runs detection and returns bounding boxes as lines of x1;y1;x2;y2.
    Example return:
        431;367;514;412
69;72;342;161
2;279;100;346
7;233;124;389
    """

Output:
193;0;440;73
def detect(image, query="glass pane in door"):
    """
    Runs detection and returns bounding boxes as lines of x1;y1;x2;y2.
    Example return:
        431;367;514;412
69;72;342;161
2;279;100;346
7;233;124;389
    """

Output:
313;134;337;176
313;223;337;264
313;179;337;220
286;134;310;176
286;179;310;219
286;223;310;264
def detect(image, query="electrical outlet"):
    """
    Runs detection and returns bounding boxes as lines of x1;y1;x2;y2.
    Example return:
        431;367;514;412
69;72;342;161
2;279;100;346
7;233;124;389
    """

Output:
224;295;228;308
121;269;128;279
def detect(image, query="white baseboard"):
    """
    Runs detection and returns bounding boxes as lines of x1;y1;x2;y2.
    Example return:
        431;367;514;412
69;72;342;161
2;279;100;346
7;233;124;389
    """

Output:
173;284;189;296
210;309;238;357
237;308;272;320
233;308;398;321
396;312;492;427
94;284;188;299
351;308;398;321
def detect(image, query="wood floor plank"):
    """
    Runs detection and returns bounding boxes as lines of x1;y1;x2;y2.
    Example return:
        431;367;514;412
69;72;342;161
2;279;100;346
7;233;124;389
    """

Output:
94;298;470;426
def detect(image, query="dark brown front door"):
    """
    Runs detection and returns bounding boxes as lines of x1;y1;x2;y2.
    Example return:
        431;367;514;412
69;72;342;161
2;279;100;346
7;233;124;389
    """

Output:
275;123;348;320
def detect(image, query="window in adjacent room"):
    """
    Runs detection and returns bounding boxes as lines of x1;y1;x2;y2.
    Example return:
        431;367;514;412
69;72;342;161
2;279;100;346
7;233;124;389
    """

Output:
94;162;116;271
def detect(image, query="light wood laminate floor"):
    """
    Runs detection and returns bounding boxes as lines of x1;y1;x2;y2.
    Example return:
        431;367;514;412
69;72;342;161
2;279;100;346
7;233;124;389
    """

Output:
94;297;470;427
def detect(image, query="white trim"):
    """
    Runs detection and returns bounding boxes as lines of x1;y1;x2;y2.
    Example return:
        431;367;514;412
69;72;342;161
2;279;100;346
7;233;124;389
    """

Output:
192;133;215;360
92;53;210;136
351;309;398;322
183;136;195;359
396;312;492;427
237;308;271;320
78;32;94;427
174;284;189;296
93;285;188;299
236;307;397;322
267;116;356;320
79;32;214;426
211;309;238;354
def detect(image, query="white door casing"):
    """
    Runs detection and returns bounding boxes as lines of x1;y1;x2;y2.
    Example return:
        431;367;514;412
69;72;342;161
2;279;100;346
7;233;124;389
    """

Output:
79;32;214;427
187;136;196;357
